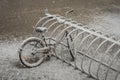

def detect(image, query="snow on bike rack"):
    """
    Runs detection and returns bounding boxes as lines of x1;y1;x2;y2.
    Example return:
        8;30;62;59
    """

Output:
35;12;120;80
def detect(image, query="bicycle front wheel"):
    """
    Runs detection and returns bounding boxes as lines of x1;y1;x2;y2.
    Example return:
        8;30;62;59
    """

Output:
19;37;46;68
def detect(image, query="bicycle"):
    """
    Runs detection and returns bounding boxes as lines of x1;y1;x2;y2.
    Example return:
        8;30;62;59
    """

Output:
18;11;75;68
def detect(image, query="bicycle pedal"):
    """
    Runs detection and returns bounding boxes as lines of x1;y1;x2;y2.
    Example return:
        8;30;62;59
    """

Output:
44;55;51;61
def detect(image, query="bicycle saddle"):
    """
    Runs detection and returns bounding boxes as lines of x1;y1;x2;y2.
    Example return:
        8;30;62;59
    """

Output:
35;27;47;33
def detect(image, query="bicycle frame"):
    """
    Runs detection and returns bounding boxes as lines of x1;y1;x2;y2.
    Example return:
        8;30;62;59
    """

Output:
34;28;74;61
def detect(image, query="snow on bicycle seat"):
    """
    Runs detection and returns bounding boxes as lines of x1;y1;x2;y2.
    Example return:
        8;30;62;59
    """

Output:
35;27;47;33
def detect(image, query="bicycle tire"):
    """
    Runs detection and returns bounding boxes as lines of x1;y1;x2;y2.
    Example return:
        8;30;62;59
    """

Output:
18;37;46;68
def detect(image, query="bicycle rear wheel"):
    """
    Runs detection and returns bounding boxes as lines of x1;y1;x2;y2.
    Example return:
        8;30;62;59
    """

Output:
19;37;46;68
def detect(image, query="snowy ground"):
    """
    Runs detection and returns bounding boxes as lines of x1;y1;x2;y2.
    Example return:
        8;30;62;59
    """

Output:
0;40;95;80
1;0;120;80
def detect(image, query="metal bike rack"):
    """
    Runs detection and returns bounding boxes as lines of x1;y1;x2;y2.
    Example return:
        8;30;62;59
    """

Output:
35;12;120;80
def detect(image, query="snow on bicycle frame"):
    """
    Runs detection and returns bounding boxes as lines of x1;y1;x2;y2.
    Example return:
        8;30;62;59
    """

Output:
33;12;120;80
